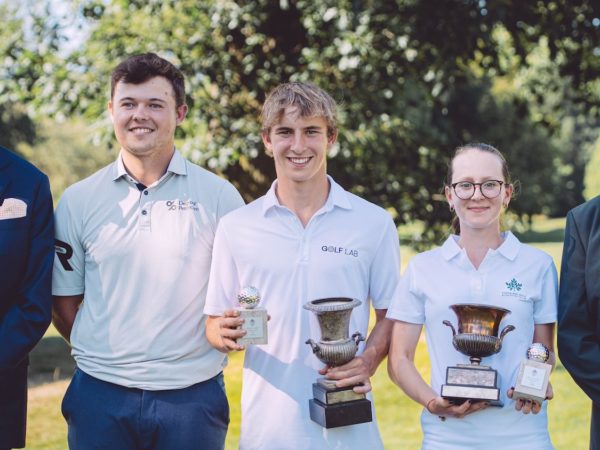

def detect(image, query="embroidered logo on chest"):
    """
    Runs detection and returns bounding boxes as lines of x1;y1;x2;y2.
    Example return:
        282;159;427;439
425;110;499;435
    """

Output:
321;245;359;257
505;278;522;291
502;277;528;301
166;200;199;211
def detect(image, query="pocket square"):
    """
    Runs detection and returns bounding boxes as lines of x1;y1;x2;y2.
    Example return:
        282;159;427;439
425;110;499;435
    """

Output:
0;198;27;220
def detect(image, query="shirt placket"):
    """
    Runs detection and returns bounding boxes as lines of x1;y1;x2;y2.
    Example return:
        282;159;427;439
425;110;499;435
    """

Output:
470;271;486;302
139;188;152;231
126;176;153;231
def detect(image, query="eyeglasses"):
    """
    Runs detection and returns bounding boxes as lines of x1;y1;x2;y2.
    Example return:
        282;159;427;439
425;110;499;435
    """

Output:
450;180;505;200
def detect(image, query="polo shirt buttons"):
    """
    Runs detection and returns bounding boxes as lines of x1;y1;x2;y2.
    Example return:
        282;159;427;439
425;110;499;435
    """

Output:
139;206;152;230
301;237;309;262
144;191;149;195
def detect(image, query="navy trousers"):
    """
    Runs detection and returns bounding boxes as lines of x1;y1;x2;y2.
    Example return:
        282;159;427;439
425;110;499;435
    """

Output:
62;369;229;450
0;362;27;449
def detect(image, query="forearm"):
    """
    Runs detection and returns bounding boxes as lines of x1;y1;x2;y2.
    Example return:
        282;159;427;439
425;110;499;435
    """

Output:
533;323;556;369
388;355;437;406
388;320;436;406
52;295;83;343
361;311;392;375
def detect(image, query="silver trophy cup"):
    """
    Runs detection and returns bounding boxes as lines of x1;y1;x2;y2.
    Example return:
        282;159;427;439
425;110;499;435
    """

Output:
304;297;372;428
441;303;515;406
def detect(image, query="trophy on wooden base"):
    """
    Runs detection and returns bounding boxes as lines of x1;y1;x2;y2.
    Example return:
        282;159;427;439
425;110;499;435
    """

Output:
441;303;515;406
513;343;551;404
304;298;371;429
236;286;268;346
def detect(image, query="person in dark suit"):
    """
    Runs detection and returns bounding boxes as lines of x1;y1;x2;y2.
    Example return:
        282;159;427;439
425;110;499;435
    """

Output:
558;195;600;450
0;146;54;450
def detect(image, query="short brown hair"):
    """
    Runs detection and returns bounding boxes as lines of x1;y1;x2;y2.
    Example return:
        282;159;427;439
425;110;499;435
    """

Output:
110;53;186;106
261;82;338;137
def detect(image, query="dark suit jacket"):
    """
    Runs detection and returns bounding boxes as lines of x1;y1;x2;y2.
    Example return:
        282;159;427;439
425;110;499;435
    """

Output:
0;147;54;448
558;195;600;449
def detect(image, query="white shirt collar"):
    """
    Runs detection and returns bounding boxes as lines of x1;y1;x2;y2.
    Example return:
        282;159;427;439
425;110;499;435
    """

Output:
112;148;187;182
261;175;352;216
441;231;520;262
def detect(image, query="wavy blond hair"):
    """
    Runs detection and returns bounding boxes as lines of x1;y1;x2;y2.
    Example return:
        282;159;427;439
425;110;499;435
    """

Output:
261;82;338;138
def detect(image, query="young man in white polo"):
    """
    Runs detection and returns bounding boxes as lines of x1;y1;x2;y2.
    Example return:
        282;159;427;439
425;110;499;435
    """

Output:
204;82;401;449
52;53;244;449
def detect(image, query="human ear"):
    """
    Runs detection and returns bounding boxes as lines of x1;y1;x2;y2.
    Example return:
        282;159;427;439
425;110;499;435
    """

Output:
262;131;273;157
175;104;188;124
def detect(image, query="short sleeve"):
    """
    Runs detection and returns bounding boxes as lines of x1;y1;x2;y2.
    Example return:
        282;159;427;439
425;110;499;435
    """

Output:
204;219;240;316
533;260;558;324
216;181;244;221
52;190;85;296
368;214;401;310
386;260;426;324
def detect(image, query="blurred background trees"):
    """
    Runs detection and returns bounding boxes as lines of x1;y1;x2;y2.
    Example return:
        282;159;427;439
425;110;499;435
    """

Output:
2;0;599;246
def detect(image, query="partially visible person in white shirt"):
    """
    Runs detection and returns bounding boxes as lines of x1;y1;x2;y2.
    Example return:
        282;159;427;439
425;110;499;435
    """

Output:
387;143;557;450
204;82;401;449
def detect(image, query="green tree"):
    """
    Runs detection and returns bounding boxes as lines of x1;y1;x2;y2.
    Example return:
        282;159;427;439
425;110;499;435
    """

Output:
584;137;600;200
5;0;599;245
17;118;116;201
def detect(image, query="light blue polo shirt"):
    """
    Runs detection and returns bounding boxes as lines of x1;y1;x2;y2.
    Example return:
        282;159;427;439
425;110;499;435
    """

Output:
53;149;244;390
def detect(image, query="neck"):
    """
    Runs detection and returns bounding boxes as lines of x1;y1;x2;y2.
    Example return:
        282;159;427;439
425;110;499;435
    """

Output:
275;175;330;227
121;147;174;186
457;226;504;269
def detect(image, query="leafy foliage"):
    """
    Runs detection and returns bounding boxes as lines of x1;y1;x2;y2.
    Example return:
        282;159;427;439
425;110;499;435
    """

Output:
584;137;600;200
3;0;599;246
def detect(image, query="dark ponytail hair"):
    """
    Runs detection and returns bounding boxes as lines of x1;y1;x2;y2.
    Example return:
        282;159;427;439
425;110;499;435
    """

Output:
446;143;513;234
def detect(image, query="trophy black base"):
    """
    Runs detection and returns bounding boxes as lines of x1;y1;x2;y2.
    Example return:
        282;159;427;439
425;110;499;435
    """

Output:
309;398;372;429
441;364;503;407
308;380;372;428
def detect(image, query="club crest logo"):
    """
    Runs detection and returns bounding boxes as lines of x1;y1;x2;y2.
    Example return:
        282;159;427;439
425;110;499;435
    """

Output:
505;278;522;292
502;277;528;301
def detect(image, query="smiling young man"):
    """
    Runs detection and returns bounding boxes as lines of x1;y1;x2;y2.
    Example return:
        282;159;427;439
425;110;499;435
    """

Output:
51;53;244;450
204;82;401;449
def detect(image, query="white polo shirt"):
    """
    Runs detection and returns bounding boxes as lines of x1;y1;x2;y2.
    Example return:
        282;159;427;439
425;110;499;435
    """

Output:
52;149;244;390
387;232;557;450
204;176;401;450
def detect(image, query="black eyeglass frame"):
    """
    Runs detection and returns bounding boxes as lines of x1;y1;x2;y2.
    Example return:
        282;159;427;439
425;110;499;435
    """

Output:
449;180;506;200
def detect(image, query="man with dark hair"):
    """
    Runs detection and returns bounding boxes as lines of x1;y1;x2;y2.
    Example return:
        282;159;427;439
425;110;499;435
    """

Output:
52;52;243;449
558;196;600;449
0;147;54;450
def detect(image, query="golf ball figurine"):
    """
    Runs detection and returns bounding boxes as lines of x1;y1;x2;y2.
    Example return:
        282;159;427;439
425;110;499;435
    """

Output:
236;286;268;345
513;343;552;404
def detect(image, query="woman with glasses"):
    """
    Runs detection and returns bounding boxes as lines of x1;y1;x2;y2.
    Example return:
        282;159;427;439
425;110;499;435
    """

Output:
387;143;557;449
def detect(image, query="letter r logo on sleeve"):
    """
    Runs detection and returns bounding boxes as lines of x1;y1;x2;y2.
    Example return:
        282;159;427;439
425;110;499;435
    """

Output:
55;239;74;271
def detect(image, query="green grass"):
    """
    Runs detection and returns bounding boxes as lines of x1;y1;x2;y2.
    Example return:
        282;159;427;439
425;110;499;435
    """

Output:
25;217;592;449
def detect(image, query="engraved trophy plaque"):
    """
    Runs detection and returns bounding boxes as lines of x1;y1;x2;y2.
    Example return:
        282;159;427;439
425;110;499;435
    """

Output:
441;303;515;406
304;298;371;428
236;286;268;346
513;343;551;404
